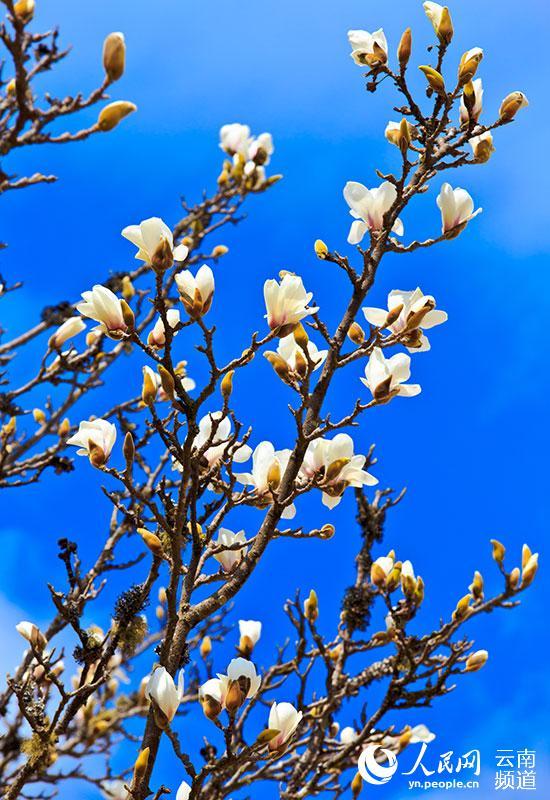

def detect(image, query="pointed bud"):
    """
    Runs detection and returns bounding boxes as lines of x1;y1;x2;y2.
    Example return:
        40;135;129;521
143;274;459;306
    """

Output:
157;365;175;401
437;7;454;43
293;322;309;350
138;528;164;558
133;748;150;783
225;680;244;715
98;101;137;131
490;539;505;565
419;65;446;95
385;302;404;327
264;351;291;382
414;576;425;605
212;244;228;258
200;636;212;659
33;408;46;425
142;369;158;406
509;567;520;589
221;370;234;401
304;589;319;623
58;417;70;437
521;553;539;587
123;431;135;466
16;621;47;651
397;28;412;69
351;772;363;798
320;523;335;540
521;543;532;570
158;587;167;604
453;593;472;621
120;299;135;331
469;570;484;601
499;92;529;121
121;275;135;300
348;322;365;345
314;239;329;259
370;563;387;588
458;50;483;86
103;32;125;82
465;649;488;672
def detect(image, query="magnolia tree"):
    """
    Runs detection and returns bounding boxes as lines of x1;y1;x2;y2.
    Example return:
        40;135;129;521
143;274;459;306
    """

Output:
0;2;539;799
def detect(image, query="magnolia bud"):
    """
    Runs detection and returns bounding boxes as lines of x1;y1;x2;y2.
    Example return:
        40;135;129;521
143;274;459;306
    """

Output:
469;570;484;601
397;28;412;69
314;239;329;259
58;417;70;437
499;92;529;121
212;244;229;258
264;351;291;382
256;728;281;745
225;680;244;715
88;440;107;469
509;567;521;588
348;321;365;345
155;605;164;621
142;369;158;406
458;50;483;86
158;365;175;401
239;634;254;657
138;528;164;558
419;65;446;95
471;133;495;163
385;302;404;327
453;593;472;621
521;553;539;587
103;32;125;82
221;370;234;400
98;101;137;131
201;694;222;721
351;772;363;798
521;544;532;569
293;322;309;350
200;636;212;659
304;589;319;623
16;621;47;651
465;649;488;672
490;539;505;565
151;238;173;272
13;0;34;23
158;587;167;604
123;431;135;466
6;78;16;95
33;408;46;425
132;748;150;783
121;275;135;300
120;299;135;330
320;523;335;540
370;563;387;588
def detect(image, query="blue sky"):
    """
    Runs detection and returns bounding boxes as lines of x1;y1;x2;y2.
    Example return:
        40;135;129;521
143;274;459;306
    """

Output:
1;0;549;797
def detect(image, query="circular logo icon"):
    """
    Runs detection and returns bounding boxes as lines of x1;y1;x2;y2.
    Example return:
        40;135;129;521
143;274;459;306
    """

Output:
358;745;399;785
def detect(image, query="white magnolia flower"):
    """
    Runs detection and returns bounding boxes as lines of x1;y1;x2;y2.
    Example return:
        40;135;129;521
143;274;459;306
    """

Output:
212;528;248;572
409;724;436;744
371;555;395;586
347;28;388;67
343;181;404;244
437;182;482;235
264;274;318;336
176;782;192;800
340;726;358;745
268;702;303;750
361;347;421;401
247;132;274;165
199;677;226;708
301;433;378;509
220;123;252;156
363;288;448;352
268;334;327;377
148;309;181;348
460;78;483;124
121;217;188;267
101;780;128;800
76;284;128;339
235;441;296;519
67;418;117;465
239;619;262;647
49;317;86;349
423;2;448;34
188;411;252;468
469;131;495;162
384;120;417;148
16;621;46;649
145;666;184;722
222;657;261;699
175;264;215;318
